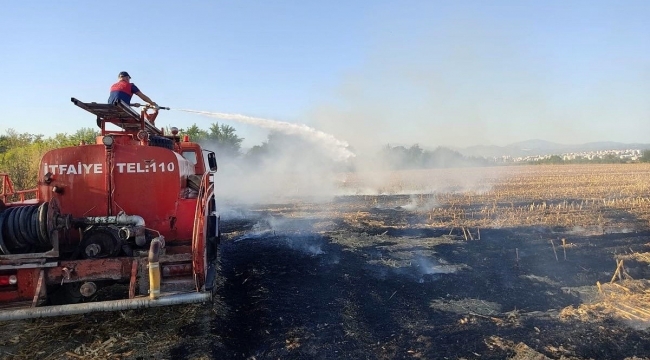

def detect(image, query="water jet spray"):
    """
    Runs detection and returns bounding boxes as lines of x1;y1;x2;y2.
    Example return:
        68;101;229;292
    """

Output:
174;109;355;162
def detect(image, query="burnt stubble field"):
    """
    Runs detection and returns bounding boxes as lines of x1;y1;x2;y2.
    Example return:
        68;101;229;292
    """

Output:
2;164;650;360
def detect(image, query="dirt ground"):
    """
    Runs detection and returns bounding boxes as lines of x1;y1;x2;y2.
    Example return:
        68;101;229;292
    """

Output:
2;165;650;360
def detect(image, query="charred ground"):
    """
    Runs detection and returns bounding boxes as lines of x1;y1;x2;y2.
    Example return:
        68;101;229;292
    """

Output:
2;165;650;359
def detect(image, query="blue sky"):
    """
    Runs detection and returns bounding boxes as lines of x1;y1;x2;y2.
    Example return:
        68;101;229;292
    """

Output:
1;1;648;149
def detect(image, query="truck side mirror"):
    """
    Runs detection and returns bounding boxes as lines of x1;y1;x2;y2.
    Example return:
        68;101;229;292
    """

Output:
207;152;218;172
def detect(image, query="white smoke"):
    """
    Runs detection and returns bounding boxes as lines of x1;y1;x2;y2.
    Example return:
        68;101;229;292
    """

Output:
174;109;506;205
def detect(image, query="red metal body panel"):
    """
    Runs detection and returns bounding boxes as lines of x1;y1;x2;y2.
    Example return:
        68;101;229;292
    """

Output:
110;144;195;241
175;199;198;240
39;145;109;218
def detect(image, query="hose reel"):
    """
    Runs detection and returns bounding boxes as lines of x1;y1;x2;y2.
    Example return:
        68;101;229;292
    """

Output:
0;200;69;255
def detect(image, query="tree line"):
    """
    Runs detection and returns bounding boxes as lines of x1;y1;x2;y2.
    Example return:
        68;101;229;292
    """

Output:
378;144;491;169
0;128;98;191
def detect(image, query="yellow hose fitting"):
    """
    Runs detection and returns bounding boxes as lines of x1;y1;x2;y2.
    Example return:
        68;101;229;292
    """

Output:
147;237;164;300
148;262;160;300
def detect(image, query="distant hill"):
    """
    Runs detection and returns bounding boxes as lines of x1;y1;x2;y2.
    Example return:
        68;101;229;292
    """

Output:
454;139;650;158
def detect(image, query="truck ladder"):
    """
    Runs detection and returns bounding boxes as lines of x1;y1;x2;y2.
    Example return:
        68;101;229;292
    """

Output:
71;98;162;136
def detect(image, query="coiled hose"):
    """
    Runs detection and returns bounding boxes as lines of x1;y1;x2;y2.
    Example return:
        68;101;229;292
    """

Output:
0;203;50;255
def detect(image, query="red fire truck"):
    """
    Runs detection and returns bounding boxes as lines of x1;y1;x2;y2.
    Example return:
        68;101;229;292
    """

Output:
0;98;219;320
